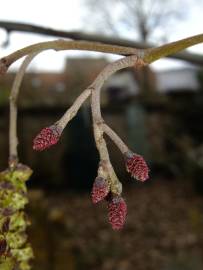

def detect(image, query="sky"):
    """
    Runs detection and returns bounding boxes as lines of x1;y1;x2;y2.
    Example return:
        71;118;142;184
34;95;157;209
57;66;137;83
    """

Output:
0;0;202;72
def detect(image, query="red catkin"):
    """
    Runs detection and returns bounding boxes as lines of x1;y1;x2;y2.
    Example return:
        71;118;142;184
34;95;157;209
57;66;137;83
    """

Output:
91;177;109;204
108;196;127;230
125;152;149;182
33;125;62;151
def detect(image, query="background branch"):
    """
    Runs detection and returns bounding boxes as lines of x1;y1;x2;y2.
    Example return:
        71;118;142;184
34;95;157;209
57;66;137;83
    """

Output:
0;21;203;65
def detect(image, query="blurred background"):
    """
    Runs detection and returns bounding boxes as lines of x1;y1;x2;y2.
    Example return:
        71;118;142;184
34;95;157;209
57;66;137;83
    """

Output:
0;0;203;269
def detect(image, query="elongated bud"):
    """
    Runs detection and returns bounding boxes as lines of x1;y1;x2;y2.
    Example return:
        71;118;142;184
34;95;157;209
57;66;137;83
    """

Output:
125;151;149;182
33;124;62;151
107;195;127;230
91;177;110;204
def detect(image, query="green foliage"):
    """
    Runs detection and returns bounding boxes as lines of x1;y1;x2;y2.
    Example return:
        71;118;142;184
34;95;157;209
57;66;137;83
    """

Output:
0;164;33;270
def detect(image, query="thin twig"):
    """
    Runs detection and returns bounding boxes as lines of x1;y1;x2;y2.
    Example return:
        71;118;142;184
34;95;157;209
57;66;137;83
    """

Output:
90;55;144;133
90;55;143;121
56;88;91;129
90;55;145;194
91;89;122;194
9;52;40;168
0;40;139;74
103;124;129;154
144;34;203;63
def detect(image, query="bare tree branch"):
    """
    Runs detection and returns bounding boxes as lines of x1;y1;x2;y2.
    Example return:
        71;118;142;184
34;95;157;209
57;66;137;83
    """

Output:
0;21;203;65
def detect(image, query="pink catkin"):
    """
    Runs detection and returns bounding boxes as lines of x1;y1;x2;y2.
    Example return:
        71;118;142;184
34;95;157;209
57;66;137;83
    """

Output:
33;125;61;151
91;177;109;204
108;196;127;230
125;152;149;182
